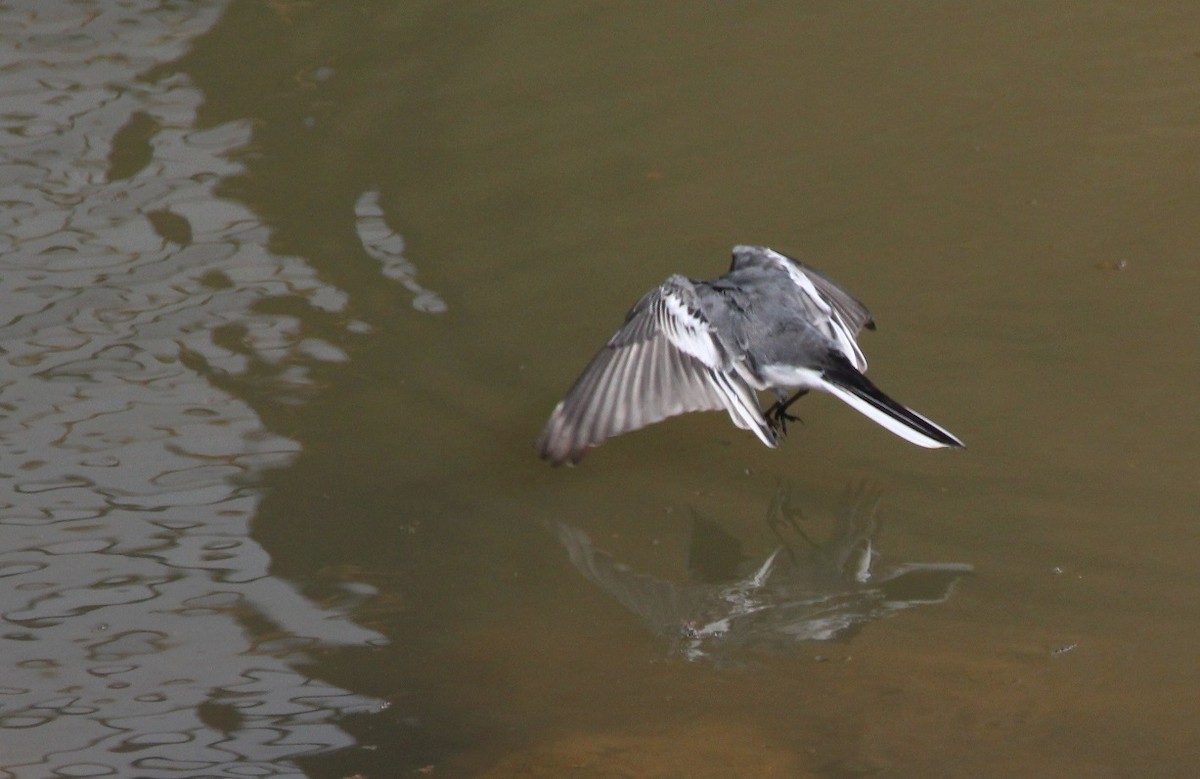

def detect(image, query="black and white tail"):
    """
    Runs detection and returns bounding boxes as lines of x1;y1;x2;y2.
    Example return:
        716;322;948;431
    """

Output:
818;357;964;449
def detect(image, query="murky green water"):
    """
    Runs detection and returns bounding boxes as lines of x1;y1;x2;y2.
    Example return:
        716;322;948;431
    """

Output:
2;2;1198;777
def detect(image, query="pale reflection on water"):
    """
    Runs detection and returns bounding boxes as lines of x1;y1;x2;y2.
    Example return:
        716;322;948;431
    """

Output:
558;485;972;663
0;3;393;776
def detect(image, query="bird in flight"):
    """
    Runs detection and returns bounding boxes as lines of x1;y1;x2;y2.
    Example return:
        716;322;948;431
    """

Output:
537;245;963;465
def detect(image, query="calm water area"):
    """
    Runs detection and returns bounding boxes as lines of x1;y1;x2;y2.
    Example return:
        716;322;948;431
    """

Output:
1;2;1198;777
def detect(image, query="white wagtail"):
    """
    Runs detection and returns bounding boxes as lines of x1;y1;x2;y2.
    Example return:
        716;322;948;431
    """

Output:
538;245;964;465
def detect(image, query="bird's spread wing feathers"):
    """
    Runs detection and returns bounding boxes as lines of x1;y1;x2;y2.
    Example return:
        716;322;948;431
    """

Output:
538;276;775;465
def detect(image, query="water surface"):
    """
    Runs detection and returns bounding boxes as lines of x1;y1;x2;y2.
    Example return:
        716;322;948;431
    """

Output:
2;2;1199;777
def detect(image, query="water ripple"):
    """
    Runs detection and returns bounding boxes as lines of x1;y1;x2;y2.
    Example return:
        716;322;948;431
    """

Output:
0;2;388;777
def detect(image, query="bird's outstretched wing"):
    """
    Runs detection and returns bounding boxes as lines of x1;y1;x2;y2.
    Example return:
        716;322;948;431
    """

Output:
730;245;874;371
538;275;775;465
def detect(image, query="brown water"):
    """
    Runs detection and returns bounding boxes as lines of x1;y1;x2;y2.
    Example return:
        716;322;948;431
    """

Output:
2;2;1199;777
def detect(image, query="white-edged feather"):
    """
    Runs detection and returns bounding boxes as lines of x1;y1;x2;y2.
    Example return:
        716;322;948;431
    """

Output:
761;248;867;371
538;276;775;464
660;291;724;366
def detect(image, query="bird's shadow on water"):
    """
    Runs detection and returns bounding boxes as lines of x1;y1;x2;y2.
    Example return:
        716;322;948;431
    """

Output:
555;483;973;665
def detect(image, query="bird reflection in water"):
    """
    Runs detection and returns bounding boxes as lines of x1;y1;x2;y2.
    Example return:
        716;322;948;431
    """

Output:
556;485;972;662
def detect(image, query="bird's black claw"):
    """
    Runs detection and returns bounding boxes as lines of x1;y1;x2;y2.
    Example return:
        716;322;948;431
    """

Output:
766;406;802;436
764;389;809;437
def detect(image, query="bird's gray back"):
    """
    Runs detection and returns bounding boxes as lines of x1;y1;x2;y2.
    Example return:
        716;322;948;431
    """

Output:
696;263;840;376
730;246;875;333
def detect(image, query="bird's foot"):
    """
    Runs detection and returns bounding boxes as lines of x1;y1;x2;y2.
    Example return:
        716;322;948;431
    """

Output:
766;404;802;436
765;390;808;436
